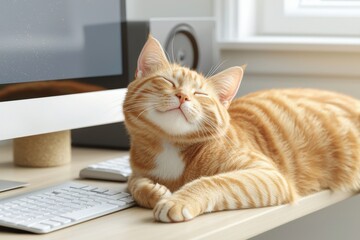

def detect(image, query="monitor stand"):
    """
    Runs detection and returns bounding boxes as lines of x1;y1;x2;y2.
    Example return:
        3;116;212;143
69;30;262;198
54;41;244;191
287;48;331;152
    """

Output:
13;130;71;167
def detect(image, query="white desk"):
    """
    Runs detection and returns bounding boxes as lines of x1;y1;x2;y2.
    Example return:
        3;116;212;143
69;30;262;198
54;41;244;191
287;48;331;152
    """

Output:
0;142;356;240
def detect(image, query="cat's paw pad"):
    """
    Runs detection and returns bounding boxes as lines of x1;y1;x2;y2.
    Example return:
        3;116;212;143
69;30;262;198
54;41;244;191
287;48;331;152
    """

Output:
153;198;197;223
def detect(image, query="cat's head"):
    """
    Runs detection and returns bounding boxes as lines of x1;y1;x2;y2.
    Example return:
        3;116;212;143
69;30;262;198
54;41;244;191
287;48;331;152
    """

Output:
123;35;244;143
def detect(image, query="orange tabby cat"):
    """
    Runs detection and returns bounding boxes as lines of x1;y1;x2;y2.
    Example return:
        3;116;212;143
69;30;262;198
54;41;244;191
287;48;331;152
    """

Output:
123;35;360;223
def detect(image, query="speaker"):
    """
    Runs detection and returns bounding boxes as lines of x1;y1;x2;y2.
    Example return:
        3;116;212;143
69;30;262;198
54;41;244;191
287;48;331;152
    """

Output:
72;18;218;149
150;18;217;75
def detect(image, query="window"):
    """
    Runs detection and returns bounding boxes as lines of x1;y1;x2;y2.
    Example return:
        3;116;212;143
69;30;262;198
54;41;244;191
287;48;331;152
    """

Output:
217;0;360;40
287;0;360;16
261;0;360;36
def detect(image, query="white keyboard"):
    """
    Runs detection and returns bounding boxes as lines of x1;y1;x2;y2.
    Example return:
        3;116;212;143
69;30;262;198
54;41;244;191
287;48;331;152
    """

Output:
80;156;132;182
0;182;135;233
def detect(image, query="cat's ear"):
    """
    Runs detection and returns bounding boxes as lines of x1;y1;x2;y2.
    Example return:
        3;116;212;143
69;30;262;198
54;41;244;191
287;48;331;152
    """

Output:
136;35;169;79
208;65;245;108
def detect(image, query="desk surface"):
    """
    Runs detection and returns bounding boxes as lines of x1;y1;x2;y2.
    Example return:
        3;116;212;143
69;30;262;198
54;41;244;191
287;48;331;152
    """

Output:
0;142;356;240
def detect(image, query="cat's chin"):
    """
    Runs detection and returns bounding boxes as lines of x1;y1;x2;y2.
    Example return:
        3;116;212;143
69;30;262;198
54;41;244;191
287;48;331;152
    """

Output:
145;109;199;136
163;108;189;122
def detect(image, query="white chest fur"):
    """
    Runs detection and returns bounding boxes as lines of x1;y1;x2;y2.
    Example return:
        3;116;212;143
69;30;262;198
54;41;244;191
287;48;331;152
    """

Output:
151;141;185;180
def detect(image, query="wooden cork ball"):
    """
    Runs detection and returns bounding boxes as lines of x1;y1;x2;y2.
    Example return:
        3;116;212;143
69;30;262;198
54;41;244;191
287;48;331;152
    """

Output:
13;130;71;167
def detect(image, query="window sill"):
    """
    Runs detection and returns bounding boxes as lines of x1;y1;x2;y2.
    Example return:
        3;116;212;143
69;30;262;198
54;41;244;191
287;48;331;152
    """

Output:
219;36;360;79
219;36;360;53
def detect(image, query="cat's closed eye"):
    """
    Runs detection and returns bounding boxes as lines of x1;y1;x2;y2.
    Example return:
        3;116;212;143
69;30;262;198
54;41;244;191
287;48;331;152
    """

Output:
159;77;175;88
194;92;209;97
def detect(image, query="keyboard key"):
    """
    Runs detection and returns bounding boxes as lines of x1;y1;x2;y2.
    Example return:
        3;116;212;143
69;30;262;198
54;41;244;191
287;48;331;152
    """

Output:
107;200;126;206
40;220;62;227
107;192;130;200
91;187;109;193
120;196;135;204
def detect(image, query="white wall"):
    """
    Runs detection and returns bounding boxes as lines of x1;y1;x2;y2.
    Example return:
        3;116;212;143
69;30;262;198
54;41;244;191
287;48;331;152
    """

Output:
126;0;214;20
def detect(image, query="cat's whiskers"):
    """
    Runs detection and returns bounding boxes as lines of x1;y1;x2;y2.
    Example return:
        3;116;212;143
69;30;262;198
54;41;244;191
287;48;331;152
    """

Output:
200;119;239;162
201;114;238;149
170;33;176;64
192;111;222;139
205;59;228;78
123;102;153;111
201;117;227;142
123;104;155;113
186;104;223;141
124;99;156;109
136;104;163;119
195;118;236;162
164;51;171;63
124;102;156;113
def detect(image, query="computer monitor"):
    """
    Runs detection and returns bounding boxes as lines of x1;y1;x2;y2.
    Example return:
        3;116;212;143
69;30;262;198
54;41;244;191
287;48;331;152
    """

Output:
0;0;128;141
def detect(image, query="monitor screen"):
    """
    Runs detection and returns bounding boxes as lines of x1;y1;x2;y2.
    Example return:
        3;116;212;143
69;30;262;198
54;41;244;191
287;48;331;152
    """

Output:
0;0;127;101
0;0;128;140
0;0;123;85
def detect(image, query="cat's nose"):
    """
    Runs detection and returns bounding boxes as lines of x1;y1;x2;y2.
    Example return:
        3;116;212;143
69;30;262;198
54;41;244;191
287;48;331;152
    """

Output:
175;93;190;104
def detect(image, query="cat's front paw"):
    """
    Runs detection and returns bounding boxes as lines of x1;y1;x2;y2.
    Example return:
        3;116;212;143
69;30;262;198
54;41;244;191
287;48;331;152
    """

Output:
129;178;172;209
153;197;201;223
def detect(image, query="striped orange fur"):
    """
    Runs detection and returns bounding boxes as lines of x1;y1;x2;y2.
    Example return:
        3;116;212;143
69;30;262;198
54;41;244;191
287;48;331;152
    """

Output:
123;36;360;222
